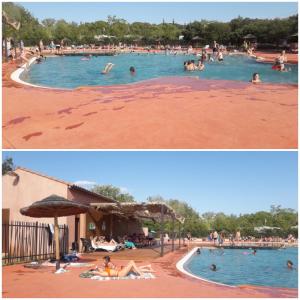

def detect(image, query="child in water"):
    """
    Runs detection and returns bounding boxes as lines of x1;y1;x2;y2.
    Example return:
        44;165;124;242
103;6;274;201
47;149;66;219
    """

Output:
251;73;261;83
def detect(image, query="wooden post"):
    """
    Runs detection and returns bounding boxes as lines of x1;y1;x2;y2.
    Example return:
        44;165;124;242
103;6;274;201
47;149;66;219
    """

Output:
110;214;113;240
54;216;60;270
179;222;181;249
160;205;164;257
172;217;175;251
3;22;8;62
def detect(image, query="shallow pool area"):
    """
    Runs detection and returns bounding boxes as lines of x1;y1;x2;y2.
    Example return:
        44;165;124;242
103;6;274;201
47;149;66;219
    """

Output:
20;53;298;89
184;247;298;289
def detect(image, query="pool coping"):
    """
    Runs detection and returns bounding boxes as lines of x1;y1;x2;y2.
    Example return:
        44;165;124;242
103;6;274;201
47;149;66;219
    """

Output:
10;54;298;91
176;247;236;288
10;57;69;91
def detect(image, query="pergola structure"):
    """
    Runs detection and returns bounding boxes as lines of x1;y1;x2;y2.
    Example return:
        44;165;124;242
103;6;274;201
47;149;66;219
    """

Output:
90;202;185;256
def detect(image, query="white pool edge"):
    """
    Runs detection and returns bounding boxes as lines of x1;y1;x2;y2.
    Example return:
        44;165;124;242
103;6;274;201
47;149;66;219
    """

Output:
176;247;236;288
10;57;70;90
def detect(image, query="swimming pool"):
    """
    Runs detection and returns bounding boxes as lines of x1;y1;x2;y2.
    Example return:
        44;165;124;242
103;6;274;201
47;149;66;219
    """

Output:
183;247;298;288
20;53;298;89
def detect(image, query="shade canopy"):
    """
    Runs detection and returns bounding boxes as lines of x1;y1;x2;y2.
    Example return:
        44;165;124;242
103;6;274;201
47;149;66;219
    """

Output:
20;194;89;218
90;201;184;224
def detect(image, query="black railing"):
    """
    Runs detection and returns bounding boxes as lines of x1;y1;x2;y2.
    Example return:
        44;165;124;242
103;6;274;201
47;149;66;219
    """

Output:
2;221;69;265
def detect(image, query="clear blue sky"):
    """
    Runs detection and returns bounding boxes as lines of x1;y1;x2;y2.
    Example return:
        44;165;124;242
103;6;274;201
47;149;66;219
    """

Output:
17;2;298;24
3;151;297;215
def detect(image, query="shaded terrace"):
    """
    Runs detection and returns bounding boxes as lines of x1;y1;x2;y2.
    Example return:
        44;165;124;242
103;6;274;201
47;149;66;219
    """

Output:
90;201;184;256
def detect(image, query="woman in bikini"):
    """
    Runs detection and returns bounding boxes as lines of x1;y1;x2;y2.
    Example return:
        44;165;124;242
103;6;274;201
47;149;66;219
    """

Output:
91;256;154;277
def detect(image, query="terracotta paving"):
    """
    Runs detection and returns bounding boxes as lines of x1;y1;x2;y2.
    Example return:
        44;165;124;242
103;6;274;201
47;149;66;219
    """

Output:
2;52;298;149
2;247;297;298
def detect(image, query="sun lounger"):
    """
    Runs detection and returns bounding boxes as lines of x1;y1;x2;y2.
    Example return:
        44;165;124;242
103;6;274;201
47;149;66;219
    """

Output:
91;240;119;252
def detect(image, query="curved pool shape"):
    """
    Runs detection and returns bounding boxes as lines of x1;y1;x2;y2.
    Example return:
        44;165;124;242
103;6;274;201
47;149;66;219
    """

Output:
20;53;298;89
183;247;298;289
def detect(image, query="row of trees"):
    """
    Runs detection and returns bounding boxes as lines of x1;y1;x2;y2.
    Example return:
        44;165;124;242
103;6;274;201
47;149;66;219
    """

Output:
2;157;298;238
3;2;298;47
90;185;297;238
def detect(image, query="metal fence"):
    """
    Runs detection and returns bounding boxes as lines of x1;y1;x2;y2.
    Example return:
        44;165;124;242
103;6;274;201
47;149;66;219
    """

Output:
2;221;69;265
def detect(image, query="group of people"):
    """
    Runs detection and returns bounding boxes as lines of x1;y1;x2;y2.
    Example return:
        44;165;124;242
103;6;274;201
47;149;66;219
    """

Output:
89;232;156;251
184;59;205;71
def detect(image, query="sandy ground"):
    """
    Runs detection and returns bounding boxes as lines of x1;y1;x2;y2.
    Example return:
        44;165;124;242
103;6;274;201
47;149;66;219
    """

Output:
2;248;297;298
2;53;298;149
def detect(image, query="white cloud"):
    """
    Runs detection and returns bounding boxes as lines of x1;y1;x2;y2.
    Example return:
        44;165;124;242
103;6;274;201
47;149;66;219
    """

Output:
74;180;97;187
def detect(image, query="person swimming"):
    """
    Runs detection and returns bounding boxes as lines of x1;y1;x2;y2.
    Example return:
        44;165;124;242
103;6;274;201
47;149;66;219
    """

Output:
251;73;261;83
196;248;201;255
81;54;91;61
129;66;136;75
287;260;293;269
101;63;114;74
252;249;257;255
210;264;217;271
197;59;205;71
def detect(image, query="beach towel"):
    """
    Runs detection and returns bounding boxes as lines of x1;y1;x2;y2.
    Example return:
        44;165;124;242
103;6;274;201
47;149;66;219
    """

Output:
80;271;155;281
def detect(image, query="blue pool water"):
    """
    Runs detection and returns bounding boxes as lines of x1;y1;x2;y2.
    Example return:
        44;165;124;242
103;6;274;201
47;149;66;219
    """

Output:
20;53;298;89
184;248;298;288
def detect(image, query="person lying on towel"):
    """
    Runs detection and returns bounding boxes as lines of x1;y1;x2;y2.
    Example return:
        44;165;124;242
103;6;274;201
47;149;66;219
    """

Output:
90;255;154;277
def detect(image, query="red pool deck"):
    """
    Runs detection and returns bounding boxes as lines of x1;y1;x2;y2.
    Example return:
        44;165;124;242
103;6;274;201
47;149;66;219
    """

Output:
2;248;297;298
2;56;298;149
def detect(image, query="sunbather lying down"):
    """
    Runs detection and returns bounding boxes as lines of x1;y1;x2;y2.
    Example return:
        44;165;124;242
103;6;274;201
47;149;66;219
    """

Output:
91;256;154;277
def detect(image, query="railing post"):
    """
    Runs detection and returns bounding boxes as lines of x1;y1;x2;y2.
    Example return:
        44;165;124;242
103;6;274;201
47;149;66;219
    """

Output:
160;205;164;257
172;217;175;251
35;221;38;260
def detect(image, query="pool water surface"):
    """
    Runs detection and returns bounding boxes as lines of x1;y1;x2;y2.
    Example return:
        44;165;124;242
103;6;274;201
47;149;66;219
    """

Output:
184;247;298;289
20;53;298;89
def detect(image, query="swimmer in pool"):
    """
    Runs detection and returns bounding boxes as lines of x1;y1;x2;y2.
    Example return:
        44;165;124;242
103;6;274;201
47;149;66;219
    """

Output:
129;66;136;75
251;73;261;83
101;63;114;74
81;54;91;61
210;264;217;271
196;248;201;255
287;260;294;269
197;59;205;71
252;249;257;255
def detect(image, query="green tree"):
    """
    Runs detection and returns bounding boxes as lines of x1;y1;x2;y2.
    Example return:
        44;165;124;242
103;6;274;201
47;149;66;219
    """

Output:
2;157;14;175
92;184;135;202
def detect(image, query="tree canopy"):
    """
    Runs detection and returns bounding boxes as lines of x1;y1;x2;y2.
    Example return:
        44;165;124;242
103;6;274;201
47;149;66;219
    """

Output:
2;157;14;175
91;184;135;203
2;2;298;47
143;196;298;238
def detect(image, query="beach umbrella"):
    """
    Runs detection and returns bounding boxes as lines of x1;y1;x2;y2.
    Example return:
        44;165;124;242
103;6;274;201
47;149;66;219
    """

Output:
20;194;89;270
